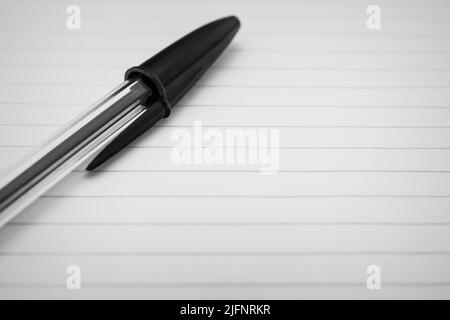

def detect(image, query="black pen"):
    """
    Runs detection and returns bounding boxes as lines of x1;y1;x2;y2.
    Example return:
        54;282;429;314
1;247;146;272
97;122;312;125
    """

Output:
0;16;240;228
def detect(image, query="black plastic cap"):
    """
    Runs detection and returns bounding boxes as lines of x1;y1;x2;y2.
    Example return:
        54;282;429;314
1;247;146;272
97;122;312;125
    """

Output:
86;17;240;171
125;16;240;116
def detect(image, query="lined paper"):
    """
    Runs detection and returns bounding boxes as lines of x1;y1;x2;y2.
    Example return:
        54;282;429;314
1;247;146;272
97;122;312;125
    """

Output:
0;0;450;299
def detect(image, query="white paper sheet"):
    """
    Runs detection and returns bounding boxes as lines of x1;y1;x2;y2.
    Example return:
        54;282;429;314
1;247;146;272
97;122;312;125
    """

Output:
0;0;449;299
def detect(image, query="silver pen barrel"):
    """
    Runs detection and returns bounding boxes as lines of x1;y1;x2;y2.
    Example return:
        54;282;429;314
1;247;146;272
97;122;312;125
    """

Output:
0;79;152;229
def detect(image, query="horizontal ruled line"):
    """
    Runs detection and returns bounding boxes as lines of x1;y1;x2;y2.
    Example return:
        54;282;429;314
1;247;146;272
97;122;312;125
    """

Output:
1;282;450;289
129;146;450;150
71;170;450;174
176;104;450;109
1;102;449;109
2;146;450;150
1;251;450;257
4;64;450;72
3;47;450;54
217;66;450;71
2;124;450;129
7;222;450;227
3;170;450;175
40;195;450;199
3;170;450;176
4;81;450;90
3;29;450;37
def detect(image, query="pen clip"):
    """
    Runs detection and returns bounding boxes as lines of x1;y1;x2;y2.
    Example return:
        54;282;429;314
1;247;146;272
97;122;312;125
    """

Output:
86;99;167;171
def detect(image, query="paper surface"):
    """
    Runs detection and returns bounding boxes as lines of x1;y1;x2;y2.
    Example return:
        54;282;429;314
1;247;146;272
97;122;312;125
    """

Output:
0;0;450;299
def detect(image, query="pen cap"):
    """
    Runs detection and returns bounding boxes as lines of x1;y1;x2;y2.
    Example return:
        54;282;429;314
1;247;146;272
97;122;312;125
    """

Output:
125;16;240;115
86;17;240;170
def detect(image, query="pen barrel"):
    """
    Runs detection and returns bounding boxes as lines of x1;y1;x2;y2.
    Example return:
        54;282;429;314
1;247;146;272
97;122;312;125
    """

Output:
0;79;153;228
